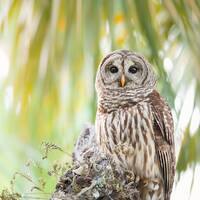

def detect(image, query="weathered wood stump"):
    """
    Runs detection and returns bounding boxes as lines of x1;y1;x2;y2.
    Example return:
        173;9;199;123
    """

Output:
51;124;141;200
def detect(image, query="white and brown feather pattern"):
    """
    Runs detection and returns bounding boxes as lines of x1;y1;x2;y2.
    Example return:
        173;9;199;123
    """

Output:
148;90;175;200
95;50;175;200
96;102;162;179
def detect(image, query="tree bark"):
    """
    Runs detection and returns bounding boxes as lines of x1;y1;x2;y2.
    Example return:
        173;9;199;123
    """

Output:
50;124;141;200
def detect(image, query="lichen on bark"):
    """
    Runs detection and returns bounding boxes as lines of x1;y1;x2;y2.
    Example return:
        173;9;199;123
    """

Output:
51;124;141;200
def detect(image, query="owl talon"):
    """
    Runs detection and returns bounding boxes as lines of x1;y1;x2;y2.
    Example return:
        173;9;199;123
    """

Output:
134;175;140;184
140;178;161;191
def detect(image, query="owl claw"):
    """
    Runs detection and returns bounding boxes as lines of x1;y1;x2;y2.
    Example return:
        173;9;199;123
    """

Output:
140;178;161;191
134;175;140;183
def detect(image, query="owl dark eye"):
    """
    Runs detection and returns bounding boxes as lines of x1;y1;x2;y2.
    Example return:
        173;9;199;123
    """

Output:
109;65;118;73
128;65;138;74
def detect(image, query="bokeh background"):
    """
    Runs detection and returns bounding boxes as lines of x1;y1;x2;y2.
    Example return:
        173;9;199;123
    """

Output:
0;0;200;199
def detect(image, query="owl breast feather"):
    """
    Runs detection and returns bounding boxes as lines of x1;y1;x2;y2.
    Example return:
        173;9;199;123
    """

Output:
95;102;162;179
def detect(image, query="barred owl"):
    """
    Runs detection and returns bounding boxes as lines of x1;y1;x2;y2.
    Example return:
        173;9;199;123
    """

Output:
95;50;175;200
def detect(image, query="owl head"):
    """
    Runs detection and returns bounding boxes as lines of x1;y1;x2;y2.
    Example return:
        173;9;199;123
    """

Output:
95;50;156;103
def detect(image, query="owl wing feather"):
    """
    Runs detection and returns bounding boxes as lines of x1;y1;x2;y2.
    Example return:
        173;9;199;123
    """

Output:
148;90;175;200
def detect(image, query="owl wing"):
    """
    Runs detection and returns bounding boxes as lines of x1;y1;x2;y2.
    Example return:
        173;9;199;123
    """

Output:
148;90;175;199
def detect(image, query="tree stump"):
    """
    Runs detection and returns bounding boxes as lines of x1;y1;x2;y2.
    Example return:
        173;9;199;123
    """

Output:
50;124;141;200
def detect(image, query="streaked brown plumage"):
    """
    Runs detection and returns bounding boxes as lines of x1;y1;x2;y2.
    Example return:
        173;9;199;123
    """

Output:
95;50;175;200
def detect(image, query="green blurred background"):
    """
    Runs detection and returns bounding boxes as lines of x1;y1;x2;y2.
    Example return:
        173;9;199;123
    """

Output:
0;0;200;199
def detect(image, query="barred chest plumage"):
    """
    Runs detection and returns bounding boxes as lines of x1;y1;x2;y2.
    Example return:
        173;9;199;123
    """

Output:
95;101;162;179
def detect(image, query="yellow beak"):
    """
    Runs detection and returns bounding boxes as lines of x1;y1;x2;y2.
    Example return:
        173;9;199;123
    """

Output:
120;74;126;87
